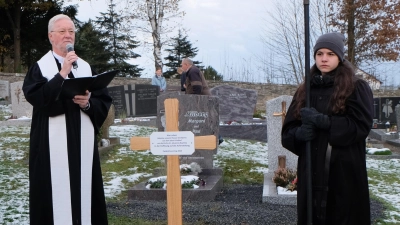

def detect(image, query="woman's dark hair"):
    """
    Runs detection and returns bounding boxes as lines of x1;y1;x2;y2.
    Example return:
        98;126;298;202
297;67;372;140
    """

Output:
292;60;356;119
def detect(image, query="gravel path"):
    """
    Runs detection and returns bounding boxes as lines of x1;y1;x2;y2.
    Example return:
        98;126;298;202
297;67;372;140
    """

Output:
107;184;386;225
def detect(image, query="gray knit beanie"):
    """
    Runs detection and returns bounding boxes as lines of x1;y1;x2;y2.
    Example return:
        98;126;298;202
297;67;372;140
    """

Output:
313;32;345;62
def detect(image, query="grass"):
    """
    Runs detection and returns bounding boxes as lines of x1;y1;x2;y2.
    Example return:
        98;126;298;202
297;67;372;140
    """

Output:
217;157;266;184
108;214;167;225
101;144;164;202
0;109;12;121
0;124;398;224
367;158;400;224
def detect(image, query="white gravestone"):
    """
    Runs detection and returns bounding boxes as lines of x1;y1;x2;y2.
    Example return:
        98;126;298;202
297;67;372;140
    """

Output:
11;81;33;118
267;95;298;172
0;80;10;101
263;95;298;204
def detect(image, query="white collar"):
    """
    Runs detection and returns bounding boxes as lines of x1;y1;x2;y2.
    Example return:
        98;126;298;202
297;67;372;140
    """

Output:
52;51;65;64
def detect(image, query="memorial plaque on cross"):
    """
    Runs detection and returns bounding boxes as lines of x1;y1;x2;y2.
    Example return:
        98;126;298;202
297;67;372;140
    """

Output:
130;98;216;225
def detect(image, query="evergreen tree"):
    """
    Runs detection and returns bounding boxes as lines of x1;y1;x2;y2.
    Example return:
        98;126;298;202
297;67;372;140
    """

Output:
75;20;111;73
21;4;78;69
203;66;223;81
164;30;201;78
95;0;142;77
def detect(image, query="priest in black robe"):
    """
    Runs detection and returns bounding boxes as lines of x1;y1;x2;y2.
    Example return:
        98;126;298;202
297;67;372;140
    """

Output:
23;14;111;225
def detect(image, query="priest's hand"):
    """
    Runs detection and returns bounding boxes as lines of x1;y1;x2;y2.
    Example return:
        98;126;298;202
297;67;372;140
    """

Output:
60;51;78;78
73;90;91;109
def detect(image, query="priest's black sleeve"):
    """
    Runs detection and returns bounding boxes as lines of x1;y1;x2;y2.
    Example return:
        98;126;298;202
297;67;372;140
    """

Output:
23;63;67;117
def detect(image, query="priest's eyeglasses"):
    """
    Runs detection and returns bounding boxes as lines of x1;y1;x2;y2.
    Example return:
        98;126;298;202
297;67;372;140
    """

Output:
51;30;75;35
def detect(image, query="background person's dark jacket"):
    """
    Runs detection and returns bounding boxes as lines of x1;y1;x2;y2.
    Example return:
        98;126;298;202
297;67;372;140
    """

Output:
185;66;210;95
180;72;186;91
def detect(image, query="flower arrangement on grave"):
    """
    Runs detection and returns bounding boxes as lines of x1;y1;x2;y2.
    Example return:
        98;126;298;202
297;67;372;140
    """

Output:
272;167;297;192
180;162;202;175
145;162;205;189
182;178;206;188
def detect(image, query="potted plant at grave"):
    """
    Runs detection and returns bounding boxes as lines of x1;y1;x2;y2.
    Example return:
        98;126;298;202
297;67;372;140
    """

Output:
272;167;297;193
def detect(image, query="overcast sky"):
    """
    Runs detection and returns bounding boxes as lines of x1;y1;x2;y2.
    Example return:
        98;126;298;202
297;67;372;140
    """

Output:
65;0;400;85
64;0;265;79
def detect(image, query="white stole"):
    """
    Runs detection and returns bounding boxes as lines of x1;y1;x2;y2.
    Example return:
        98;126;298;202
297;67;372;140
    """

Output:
37;51;94;225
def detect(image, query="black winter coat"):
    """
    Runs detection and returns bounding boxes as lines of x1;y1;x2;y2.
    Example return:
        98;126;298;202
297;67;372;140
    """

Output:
282;74;373;225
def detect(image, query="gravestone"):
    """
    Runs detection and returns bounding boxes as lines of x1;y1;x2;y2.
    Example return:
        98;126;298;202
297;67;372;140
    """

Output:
108;84;159;118
263;95;297;205
385;105;400;147
101;104;115;139
98;105;120;153
163;85;181;94
211;85;267;142
157;94;219;169
0;80;10;102
128;98;223;203
373;97;400;127
396;105;400;129
11;81;33;118
107;86;125;118
210;85;257;122
372;98;380;122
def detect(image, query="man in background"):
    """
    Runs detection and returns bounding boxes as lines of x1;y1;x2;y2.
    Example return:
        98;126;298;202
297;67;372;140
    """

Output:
181;58;223;144
181;58;210;95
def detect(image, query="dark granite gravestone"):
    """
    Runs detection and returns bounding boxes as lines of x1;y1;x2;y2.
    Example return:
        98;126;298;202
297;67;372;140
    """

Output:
157;94;219;169
128;94;223;202
135;84;159;116
107;84;159;118
373;97;400;127
107;86;126;118
210;85;257;122
210;85;266;142
373;98;380;121
164;85;181;93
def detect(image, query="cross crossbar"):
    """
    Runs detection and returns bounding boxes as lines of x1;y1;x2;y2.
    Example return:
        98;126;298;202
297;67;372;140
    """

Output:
129;98;216;225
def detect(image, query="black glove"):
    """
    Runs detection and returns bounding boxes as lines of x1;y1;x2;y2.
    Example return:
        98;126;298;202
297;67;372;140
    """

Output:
300;107;331;130
295;124;316;141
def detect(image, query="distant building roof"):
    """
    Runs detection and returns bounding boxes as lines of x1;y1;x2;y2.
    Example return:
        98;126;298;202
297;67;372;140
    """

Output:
355;68;382;84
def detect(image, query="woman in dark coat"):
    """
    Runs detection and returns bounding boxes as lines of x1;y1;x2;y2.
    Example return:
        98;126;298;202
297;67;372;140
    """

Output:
281;32;373;225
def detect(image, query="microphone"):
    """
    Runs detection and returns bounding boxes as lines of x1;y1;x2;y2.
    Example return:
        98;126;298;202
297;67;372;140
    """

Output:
66;43;78;69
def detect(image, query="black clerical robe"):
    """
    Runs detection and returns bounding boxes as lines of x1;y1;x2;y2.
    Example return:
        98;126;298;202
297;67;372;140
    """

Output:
23;51;111;225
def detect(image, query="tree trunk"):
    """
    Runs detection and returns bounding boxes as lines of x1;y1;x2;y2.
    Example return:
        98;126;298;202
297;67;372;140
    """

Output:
6;4;21;73
146;0;164;70
346;0;356;66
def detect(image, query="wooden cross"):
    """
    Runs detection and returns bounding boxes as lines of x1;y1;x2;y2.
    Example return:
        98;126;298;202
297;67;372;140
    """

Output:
130;98;216;225
273;101;287;124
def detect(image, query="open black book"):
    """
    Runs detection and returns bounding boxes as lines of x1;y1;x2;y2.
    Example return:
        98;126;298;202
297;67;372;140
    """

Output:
59;70;119;99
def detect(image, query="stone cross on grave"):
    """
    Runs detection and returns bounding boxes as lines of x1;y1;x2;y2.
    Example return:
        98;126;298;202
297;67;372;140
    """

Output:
124;85;135;116
273;101;287;124
130;98;216;225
